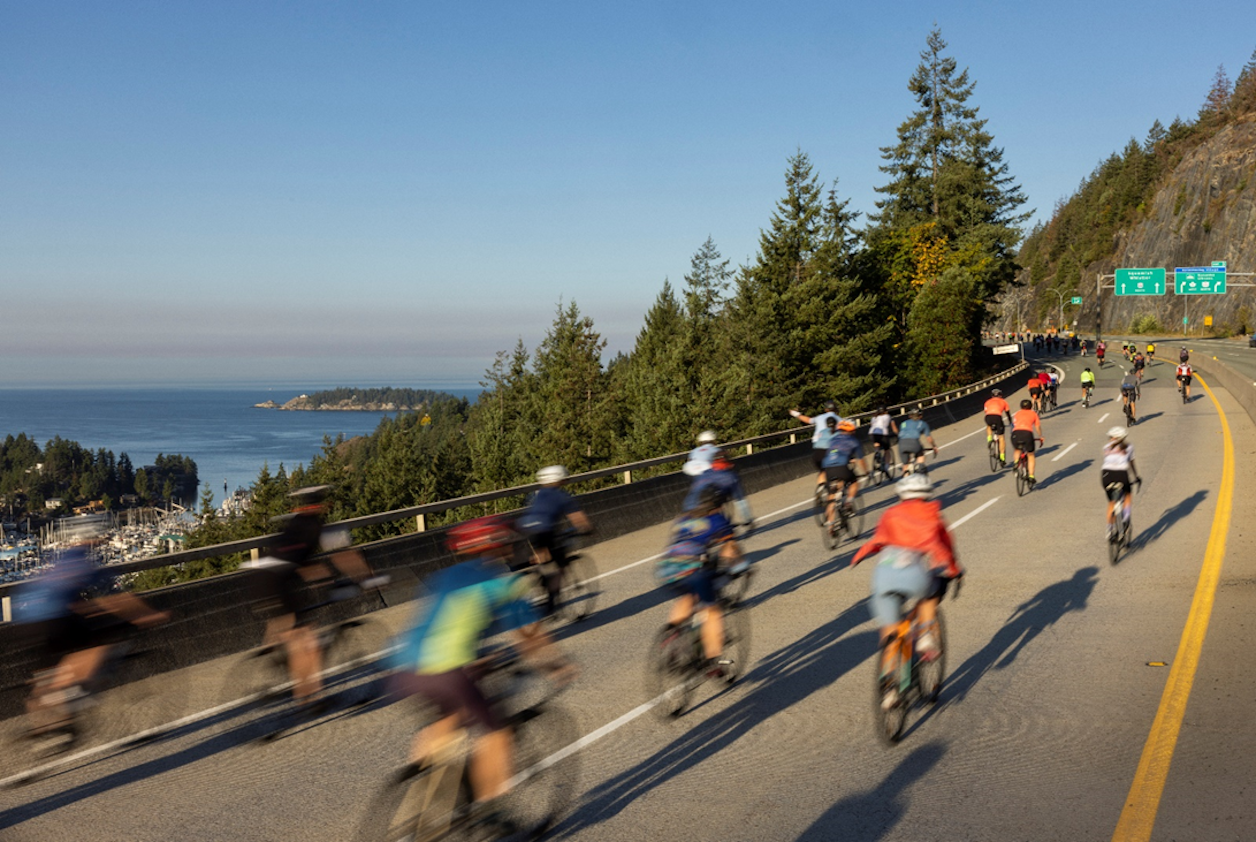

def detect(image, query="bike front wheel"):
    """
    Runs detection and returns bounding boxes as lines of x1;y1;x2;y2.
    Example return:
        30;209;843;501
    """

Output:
498;702;581;839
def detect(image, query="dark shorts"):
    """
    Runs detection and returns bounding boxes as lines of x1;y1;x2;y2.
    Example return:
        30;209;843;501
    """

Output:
670;567;717;606
29;613;128;671
249;561;316;623
871;433;895;450
1122;386;1137;398
811;448;826;471
900;438;923;456
984;414;1005;434
390;667;502;732
1177;375;1192;386
1011;430;1036;453
825;464;857;486
1101;469;1133;499
529;530;570;568
1028;387;1042;398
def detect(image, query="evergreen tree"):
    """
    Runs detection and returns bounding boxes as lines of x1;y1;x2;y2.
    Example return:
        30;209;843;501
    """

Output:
529;301;612;472
905;266;982;395
1199;64;1233;123
1233;46;1256;114
614;281;692;460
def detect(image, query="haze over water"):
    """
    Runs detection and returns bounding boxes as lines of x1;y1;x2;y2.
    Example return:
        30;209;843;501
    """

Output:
0;385;480;508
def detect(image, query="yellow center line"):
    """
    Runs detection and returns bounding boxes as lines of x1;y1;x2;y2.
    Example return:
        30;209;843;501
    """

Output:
1111;372;1234;842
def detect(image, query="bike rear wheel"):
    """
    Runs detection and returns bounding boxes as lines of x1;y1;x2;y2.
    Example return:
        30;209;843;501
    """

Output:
842;496;865;541
646;626;697;719
1015;460;1029;497
354;753;478;842
218;645;293;743
324;616;391;708
875;645;909;745
988;438;1001;473
722;606;751;685
915;611;946;705
498;702;581;839
556;555;598;623
812;485;827;527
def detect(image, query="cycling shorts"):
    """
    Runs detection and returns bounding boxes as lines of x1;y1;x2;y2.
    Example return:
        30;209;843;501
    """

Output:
811;448;827;471
1101;469;1133;500
984;414;1005;434
869;557;947;628
899;438;924;456
1121;385;1138;397
1177;375;1192;386
825;464;857;486
1011;430;1036;453
1028;386;1042;398
248;559;318;624
669;567;717;606
390;666;501;732
1133;360;1144;370
528;530;571;569
29;614;125;670
871;433;895;450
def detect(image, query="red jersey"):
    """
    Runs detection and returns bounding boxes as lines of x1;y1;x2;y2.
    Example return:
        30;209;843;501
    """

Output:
852;499;959;576
1037;372;1051;387
1177;364;1192;377
984;397;1010;416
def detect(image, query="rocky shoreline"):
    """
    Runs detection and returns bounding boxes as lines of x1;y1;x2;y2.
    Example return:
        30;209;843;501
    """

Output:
253;397;420;411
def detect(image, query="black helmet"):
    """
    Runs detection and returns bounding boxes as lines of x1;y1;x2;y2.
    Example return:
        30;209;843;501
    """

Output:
823;400;837;412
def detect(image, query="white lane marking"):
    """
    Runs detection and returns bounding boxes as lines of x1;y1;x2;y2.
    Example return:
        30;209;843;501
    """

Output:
949;496;1000;529
1052;442;1079;462
938;427;986;450
1098;413;1110;424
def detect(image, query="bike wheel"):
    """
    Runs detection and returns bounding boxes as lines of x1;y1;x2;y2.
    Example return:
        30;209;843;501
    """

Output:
1015;462;1028;497
722;607;751;685
822;516;838;551
722;566;754;609
915;611;946;705
499;702;581;839
81;647;191;749
646;626;696;719
556;555;598;623
324;616;391;708
218;645;293;743
988;440;1001;473
843;497;865;541
353;758;479;842
1108;525;1122;565
875;649;908;745
812;486;827;527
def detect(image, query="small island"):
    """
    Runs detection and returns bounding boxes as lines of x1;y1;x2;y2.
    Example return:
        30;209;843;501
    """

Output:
254;387;460;412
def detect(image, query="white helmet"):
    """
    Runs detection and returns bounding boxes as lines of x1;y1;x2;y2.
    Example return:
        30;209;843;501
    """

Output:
1107;427;1127;441
696;430;718;445
895;473;934;500
536;465;569;485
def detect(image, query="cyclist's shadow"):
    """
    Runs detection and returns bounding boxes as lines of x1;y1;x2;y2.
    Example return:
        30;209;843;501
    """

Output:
939;566;1099;705
793;742;946;842
1133;489;1208;551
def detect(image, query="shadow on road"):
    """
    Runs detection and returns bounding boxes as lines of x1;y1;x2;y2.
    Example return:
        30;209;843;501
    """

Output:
1133;489;1209;551
1137;412;1164;425
934;470;1004;510
1034;458;1093;491
561;599;878;835
938;566;1100;705
793;742;947;842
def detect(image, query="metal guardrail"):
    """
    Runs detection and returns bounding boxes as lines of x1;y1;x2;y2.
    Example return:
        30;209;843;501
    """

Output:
0;359;1026;601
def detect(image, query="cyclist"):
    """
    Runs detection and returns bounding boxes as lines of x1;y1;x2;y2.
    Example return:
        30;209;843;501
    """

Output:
822;418;868;533
1079;366;1096;404
518;466;594;618
1146;342;1156;363
1080;338;1088;357
390;515;574;820
1132;351;1146;382
1096;340;1106;367
1176;360;1194;400
1102;428;1141;540
983;389;1013;463
850;474;963;708
1011;399;1044;483
1046;370;1060;408
657;487;744;676
898;408;938;475
868;405;899;474
1123;341;1133;361
17;516;170;748
1120;368;1140;423
1027;371;1044;413
682;446;754;529
788;400;842;492
249;486;385;710
688;429;720;463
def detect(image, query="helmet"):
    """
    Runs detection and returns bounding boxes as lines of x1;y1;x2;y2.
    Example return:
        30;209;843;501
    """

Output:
837;419;857;432
991;389;1002;397
823;400;837;412
895;474;934;500
446;515;520;556
908;407;923;418
1084;367;1091;372
1107;427;1128;441
536;465;569;485
696;430;718;445
288;485;332;511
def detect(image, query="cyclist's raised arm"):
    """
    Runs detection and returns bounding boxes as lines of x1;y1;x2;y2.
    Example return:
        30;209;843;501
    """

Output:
789;408;813;425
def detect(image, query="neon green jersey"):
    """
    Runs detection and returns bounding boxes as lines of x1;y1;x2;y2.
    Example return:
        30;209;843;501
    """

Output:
1080;371;1096;385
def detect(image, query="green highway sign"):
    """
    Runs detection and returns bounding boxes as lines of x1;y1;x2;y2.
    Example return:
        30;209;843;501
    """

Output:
1175;266;1227;294
1070;296;1083;305
1212;261;1226;268
1115;268;1166;295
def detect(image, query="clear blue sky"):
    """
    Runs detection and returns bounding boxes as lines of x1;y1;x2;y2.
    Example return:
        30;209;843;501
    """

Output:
3;1;1251;387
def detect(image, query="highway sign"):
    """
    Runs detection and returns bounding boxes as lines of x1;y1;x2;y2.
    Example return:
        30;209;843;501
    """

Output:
1070;296;1082;305
1205;316;1213;326
1115;268;1165;295
1212;261;1226;268
992;344;1020;355
1175;267;1227;294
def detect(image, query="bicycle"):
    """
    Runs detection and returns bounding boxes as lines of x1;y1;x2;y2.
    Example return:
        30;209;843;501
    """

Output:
875;598;950;744
646;591;751;719
524;529;599;624
1106;479;1139;565
6;624;188;784
1177;377;1190;405
1082;384;1094;408
819;480;864;550
1122;393;1136;427
713;523;756;608
986;429;1007;472
870;445;896;486
219;578;390;742
1013;441;1041;497
353;646;580;842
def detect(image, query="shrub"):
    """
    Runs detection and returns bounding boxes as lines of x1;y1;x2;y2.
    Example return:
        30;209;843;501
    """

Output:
1130;314;1164;334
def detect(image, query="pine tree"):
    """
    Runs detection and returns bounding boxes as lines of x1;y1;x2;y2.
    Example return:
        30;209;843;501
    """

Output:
1199;64;1232;124
614;281;692;460
1230;47;1256;114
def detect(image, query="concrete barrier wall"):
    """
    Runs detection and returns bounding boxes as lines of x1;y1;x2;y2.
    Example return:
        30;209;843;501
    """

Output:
0;362;1027;717
1192;355;1256;425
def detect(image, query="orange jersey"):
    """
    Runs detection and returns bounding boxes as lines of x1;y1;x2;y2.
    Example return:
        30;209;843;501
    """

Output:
1027;377;1041;390
1012;408;1041;432
984;397;1010;416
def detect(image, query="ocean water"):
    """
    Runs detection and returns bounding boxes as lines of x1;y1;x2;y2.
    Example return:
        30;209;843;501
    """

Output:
0;385;480;508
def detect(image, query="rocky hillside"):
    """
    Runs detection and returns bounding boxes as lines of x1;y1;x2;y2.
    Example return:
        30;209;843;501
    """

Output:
1011;92;1256;337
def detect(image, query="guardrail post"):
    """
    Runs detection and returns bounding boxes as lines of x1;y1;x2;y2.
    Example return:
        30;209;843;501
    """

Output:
250;548;260;562
415;514;427;532
2;595;10;624
746;444;754;455
622;469;632;484
789;433;797;444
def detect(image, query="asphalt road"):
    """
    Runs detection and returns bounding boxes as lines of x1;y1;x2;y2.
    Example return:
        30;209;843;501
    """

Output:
2;353;1251;842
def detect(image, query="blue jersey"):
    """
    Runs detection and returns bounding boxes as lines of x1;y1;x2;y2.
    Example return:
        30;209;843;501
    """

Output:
822;431;863;468
518;486;578;536
681;468;746;511
899;418;932;441
16;548;111;624
657;511;732;583
393;556;537;674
